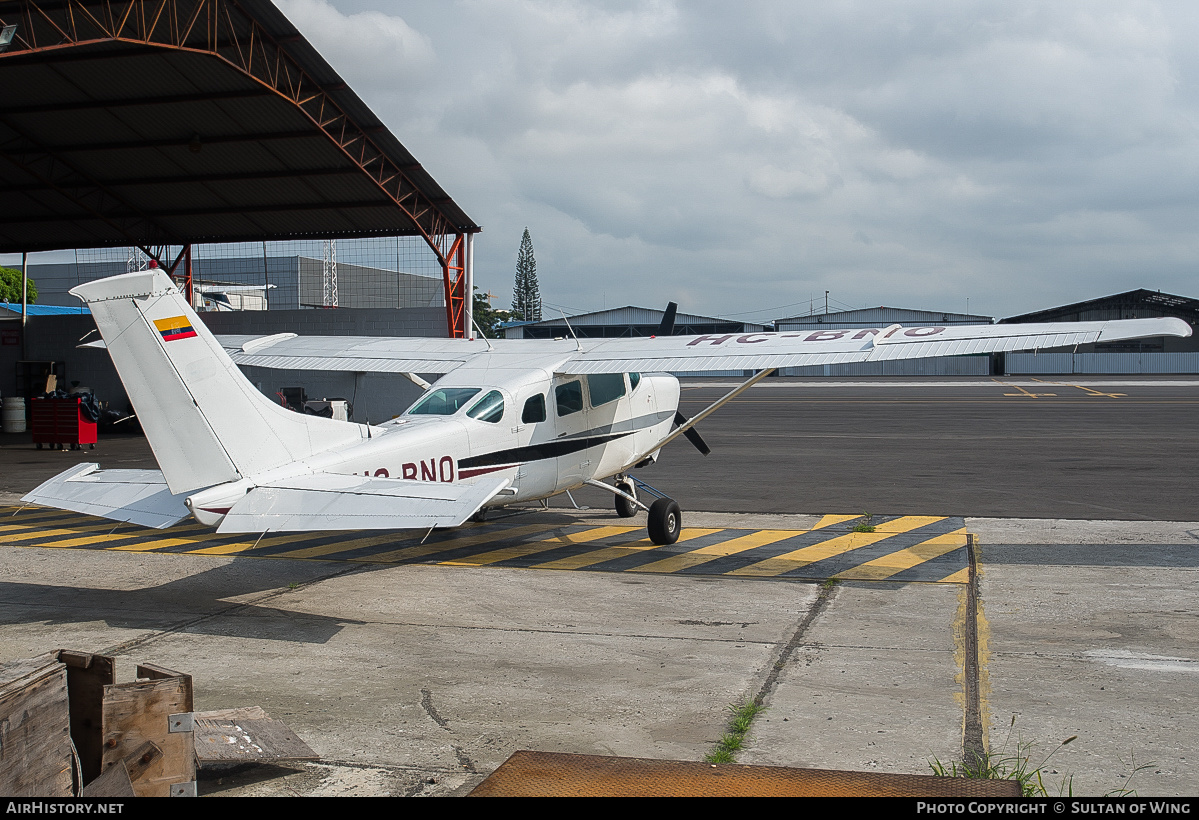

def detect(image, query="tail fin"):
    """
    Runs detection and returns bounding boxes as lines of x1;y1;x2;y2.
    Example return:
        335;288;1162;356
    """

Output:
72;271;369;495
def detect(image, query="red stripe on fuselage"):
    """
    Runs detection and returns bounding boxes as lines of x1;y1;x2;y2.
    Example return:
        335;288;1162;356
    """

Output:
458;463;517;479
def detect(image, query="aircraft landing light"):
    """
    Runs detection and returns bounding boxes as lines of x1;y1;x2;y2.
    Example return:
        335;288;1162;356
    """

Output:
0;507;973;585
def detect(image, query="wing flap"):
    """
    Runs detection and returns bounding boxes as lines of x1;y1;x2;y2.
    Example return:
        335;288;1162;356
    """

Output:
216;473;511;533
22;464;191;529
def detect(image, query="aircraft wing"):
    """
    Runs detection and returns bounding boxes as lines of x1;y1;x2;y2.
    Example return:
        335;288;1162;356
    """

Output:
212;316;1191;376
22;464;191;529
215;472;511;533
555;316;1192;373
216;333;496;374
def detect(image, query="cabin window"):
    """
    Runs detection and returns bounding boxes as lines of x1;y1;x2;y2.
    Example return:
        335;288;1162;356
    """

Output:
522;394;547;423
466;390;505;423
587;373;626;407
628;372;641;391
408;387;481;415
555;381;584;416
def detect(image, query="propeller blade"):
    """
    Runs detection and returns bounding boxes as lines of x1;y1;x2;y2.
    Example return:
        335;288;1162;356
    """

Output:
673;411;711;456
657;302;678;336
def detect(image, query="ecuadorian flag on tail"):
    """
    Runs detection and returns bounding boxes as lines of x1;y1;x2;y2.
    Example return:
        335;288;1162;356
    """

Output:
153;315;197;342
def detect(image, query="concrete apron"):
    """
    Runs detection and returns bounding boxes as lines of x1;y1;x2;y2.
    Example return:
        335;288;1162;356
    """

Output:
0;512;1194;796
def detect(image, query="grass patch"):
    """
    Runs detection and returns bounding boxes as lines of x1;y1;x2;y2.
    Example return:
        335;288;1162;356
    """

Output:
851;512;875;533
930;716;1102;797
704;701;765;764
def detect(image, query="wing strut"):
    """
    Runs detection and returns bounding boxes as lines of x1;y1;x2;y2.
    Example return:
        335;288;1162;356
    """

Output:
650;368;776;453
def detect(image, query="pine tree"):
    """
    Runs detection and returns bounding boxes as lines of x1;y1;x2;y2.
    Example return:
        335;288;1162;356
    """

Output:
512;227;542;322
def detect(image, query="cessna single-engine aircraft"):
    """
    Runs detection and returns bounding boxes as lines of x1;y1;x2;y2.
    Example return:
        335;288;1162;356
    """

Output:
25;270;1192;544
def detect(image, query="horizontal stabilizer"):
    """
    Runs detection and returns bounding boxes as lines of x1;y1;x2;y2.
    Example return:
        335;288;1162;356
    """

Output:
216;473;511;533
22;464;191;529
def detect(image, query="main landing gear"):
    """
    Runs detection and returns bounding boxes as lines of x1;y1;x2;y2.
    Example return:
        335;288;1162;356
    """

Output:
586;475;681;546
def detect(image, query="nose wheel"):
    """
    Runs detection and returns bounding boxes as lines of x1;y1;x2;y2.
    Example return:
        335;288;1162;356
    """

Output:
614;479;638;518
647;497;681;545
588;476;681;545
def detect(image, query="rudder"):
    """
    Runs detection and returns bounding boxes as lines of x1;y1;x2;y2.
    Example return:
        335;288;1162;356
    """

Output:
73;271;369;495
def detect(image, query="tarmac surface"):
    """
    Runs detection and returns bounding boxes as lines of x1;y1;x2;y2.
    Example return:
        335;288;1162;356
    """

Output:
1;377;1196;797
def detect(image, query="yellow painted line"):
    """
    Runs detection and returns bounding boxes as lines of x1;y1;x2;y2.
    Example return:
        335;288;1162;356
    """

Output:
992;378;1055;398
2;507;86;524
109;534;217;552
938;567;971;584
532;528;724;571
438;525;640;567
0;522;128;542
872;515;946;532
349;523;559;563
186;531;335;555
1031;377;1126;398
728;515;941;577
26;527;150;549
271;529;449;560
629;529;800;574
812;514;862;530
833;529;968;581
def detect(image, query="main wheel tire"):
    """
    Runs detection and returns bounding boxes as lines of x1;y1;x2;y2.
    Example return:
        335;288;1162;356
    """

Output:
647;498;681;545
615;481;637;518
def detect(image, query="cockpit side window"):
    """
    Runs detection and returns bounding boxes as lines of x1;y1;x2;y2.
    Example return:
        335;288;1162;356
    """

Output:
466;390;505;423
628;372;641;391
408;387;481;415
555;380;584;416
587;373;626;407
522;394;547;423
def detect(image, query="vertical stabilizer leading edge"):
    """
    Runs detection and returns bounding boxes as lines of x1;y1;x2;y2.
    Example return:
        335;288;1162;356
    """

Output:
71;270;370;495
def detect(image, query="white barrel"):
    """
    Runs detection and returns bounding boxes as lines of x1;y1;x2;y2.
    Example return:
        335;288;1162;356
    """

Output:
1;397;26;434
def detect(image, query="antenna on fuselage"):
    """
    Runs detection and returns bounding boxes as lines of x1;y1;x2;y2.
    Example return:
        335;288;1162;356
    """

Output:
559;309;583;351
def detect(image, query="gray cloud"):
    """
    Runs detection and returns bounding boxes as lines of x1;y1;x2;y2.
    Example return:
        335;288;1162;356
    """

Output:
266;1;1199;319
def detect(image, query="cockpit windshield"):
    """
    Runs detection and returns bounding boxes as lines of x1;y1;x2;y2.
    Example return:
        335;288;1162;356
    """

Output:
408;387;482;416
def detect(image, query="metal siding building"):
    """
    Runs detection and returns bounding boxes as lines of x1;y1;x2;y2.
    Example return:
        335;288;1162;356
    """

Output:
24;258;443;311
505;306;770;339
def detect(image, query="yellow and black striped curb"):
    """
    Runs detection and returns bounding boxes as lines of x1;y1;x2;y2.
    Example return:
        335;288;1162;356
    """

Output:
0;508;971;584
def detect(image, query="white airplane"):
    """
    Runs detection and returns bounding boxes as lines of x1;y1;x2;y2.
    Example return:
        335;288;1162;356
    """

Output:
24;269;1192;544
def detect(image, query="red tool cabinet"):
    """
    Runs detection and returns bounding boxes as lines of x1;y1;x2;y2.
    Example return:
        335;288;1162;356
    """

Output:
31;397;97;450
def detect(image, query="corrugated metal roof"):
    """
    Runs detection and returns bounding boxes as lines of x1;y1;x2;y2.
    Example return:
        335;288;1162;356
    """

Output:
0;301;90;316
0;0;476;253
522;306;771;331
776;306;993;328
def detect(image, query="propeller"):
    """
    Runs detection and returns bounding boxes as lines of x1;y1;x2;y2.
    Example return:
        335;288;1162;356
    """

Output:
673;411;711;456
657;302;678;336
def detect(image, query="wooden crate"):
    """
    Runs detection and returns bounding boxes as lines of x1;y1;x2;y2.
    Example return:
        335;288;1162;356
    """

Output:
0;653;74;797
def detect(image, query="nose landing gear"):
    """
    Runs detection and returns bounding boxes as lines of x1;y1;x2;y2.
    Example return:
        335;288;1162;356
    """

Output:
587;475;682;546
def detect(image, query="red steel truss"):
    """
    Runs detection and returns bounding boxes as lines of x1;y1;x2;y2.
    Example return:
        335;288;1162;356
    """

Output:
0;0;477;337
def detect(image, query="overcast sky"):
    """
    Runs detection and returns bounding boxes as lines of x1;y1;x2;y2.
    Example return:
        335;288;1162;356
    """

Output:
25;1;1199;322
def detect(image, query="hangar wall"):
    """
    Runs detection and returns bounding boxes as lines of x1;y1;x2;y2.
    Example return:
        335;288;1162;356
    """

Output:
0;306;446;424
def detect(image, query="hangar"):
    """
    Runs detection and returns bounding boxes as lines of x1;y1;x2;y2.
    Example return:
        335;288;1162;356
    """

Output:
503;306;770;340
0;0;481;414
0;0;477;336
